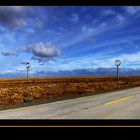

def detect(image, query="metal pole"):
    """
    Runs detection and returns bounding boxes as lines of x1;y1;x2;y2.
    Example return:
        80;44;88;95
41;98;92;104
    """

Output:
27;67;29;84
117;66;119;80
114;60;121;81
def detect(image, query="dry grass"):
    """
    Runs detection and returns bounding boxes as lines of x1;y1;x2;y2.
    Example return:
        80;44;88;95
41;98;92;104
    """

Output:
0;76;139;105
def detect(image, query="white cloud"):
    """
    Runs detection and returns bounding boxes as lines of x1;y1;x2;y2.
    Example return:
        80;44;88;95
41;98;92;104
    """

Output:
1;50;17;56
22;42;61;63
57;49;140;70
102;9;116;16
70;13;79;23
81;25;95;34
116;14;125;24
123;6;140;15
102;51;140;68
35;19;44;28
16;68;25;72
31;42;61;57
1;69;15;74
99;22;107;28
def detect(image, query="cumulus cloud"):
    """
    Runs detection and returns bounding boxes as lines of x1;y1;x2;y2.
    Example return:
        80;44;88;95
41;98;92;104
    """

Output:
1;50;17;56
22;42;61;63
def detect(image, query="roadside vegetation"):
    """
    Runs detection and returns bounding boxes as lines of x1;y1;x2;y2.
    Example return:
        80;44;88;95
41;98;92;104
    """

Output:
0;76;140;105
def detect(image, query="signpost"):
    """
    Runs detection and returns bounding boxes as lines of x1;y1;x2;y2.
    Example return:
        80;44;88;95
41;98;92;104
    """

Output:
114;60;121;80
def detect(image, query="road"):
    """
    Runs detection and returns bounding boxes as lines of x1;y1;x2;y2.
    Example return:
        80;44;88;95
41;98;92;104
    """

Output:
1;87;140;119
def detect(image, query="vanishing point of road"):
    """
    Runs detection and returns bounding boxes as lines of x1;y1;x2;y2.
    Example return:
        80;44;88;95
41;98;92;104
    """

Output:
1;87;140;119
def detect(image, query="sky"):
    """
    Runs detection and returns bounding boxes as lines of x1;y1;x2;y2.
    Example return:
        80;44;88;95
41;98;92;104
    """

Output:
0;6;140;77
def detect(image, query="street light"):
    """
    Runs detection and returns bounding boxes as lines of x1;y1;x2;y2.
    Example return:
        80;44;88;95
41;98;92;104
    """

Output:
114;60;121;80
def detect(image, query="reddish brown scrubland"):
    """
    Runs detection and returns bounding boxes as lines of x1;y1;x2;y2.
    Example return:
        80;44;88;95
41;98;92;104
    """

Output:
0;76;140;105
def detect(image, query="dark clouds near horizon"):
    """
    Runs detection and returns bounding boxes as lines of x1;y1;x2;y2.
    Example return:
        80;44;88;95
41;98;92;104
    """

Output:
33;68;140;77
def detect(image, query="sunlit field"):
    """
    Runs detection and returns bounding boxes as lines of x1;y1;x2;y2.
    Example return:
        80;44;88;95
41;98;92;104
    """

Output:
0;76;139;105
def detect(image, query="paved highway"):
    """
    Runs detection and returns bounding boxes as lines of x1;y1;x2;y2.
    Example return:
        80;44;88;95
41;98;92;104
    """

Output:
1;87;140;119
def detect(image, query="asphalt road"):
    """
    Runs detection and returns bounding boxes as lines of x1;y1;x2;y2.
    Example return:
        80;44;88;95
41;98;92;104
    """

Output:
1;87;140;119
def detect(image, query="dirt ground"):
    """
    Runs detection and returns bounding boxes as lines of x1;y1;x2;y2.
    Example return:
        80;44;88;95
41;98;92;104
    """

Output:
0;76;140;105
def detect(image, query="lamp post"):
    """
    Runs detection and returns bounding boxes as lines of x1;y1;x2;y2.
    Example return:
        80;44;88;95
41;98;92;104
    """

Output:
114;60;121;80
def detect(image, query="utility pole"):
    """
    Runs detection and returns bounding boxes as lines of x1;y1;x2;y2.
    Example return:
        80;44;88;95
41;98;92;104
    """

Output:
114;60;121;80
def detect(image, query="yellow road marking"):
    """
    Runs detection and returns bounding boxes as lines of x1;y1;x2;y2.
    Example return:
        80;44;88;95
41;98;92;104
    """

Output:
104;96;133;105
0;95;134;113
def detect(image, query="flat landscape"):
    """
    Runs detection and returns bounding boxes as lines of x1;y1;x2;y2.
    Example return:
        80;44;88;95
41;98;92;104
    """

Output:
0;76;139;106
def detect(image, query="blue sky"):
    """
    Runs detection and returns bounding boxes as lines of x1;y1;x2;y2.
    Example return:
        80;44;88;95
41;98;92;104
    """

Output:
0;6;140;77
